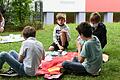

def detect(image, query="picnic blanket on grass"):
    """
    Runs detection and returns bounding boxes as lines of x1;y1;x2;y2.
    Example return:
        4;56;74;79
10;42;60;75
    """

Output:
0;34;24;43
36;52;78;79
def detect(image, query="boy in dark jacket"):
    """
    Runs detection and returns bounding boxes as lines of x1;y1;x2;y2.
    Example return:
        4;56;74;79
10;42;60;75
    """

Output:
89;12;107;49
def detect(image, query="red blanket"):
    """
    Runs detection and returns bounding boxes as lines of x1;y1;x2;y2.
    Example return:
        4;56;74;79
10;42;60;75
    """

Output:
36;52;78;76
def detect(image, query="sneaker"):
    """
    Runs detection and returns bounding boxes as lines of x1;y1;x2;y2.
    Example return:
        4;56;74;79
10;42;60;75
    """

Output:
0;69;18;77
92;68;101;76
102;53;109;63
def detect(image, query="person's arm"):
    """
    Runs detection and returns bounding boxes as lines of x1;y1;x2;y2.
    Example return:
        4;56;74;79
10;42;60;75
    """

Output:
0;27;4;32
42;49;45;60
0;17;5;32
18;42;27;63
76;40;82;56
77;41;85;63
76;36;86;56
78;42;88;63
78;55;85;63
76;36;82;53
18;48;28;63
53;26;59;45
57;43;64;50
53;26;64;50
95;23;107;49
19;55;25;63
100;25;107;49
2;17;5;27
65;25;71;41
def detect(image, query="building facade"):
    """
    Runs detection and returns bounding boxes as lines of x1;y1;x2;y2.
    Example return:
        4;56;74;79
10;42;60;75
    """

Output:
32;0;120;24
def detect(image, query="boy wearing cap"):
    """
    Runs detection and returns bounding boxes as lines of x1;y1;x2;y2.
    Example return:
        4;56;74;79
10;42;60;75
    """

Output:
49;13;70;51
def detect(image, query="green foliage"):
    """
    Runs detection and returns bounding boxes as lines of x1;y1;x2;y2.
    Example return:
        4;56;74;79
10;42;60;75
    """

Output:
0;0;33;30
0;23;120;80
0;0;43;31
8;0;32;27
0;0;9;14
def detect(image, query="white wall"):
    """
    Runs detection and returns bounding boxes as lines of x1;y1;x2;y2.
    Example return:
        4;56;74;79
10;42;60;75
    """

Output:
43;0;85;12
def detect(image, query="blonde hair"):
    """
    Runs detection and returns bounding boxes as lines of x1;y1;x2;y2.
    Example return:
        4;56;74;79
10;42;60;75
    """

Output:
89;12;101;23
56;13;66;19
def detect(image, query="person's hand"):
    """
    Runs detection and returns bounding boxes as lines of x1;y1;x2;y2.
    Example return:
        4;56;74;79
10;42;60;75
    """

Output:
58;44;64;50
61;29;67;33
59;45;64;50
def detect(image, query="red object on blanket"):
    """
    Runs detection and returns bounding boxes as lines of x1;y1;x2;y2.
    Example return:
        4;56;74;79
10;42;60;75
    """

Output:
36;52;78;76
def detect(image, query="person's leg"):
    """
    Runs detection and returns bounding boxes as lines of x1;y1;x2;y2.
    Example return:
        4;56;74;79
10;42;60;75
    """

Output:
64;41;68;49
48;46;54;51
0;52;26;75
9;50;18;60
62;61;88;74
6;50;19;74
60;32;67;47
49;43;59;51
72;57;79;62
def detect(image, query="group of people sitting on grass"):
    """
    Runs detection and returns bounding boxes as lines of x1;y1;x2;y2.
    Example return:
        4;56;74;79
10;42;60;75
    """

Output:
0;12;107;77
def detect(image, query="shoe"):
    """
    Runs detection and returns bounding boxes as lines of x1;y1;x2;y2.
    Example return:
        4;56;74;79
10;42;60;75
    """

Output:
102;53;109;63
92;68;101;76
3;68;17;74
0;69;18;77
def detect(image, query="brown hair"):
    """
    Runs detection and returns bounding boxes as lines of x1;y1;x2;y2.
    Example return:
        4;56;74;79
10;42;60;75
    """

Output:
89;12;101;23
76;22;92;37
22;26;36;39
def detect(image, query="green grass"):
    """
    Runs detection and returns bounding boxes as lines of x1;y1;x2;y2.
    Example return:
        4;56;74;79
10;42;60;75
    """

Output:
0;23;120;80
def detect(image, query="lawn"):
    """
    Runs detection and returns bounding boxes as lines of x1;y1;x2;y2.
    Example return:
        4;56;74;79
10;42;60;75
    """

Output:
0;23;120;80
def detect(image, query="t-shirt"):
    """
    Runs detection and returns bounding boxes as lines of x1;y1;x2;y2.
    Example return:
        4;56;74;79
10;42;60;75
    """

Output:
80;36;102;75
53;24;70;44
19;37;45;76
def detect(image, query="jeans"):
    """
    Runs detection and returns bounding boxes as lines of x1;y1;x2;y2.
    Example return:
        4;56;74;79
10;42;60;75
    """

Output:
0;50;26;76
62;57;88;75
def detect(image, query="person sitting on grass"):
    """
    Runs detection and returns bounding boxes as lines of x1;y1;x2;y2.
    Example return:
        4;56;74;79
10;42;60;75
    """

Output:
0;26;45;76
76;12;107;51
89;12;107;49
48;13;70;51
62;22;103;76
